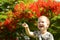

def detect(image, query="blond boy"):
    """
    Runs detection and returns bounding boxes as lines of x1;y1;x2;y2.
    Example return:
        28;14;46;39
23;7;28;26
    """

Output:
22;16;54;40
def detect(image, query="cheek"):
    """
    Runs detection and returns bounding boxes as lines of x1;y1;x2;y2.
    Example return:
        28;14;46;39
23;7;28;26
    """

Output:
38;23;39;26
44;23;48;27
37;24;40;29
37;24;39;28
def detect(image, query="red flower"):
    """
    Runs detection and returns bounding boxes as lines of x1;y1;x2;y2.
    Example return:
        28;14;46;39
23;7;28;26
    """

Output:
29;2;41;18
37;0;44;7
0;22;3;26
7;25;16;31
29;2;39;12
29;13;33;18
13;11;20;17
36;11;41;18
4;18;11;25
19;2;26;11
28;12;34;18
19;13;25;19
14;4;20;11
14;2;26;13
0;22;3;29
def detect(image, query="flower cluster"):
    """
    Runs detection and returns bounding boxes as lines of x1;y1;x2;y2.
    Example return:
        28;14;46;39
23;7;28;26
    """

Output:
14;0;60;18
0;0;60;31
29;0;60;17
14;1;34;19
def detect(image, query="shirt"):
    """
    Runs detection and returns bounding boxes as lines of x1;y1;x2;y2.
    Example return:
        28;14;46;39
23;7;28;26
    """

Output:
34;31;54;40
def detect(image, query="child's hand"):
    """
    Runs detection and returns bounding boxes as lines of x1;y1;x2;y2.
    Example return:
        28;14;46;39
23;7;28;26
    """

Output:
22;22;28;28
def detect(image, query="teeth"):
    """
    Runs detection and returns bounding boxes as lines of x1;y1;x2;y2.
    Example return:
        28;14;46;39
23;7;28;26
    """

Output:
39;26;43;27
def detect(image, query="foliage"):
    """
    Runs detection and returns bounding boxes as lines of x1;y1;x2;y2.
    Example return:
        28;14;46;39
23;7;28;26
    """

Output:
0;0;60;40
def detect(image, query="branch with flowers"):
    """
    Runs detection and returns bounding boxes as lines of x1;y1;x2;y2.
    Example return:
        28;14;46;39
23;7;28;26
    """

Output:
0;0;60;40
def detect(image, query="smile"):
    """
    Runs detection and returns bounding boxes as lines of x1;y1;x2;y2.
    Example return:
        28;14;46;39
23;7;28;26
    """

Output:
39;26;44;27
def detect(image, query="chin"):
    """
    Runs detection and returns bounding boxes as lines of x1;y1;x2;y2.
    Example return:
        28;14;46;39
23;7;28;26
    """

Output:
39;28;44;31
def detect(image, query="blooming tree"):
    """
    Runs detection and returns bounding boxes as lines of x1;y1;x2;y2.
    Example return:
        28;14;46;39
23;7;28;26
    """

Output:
0;0;60;40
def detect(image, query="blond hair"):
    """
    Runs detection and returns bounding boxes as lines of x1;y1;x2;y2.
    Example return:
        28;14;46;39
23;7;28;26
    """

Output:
38;16;50;27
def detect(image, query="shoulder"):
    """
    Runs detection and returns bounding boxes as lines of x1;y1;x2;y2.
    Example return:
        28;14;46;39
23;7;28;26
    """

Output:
46;32;54;40
46;32;54;39
46;32;53;36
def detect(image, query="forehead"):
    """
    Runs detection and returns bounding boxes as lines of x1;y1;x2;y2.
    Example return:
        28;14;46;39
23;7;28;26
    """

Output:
38;16;47;22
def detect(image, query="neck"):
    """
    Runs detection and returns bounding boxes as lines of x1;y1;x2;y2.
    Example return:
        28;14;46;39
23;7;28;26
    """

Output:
40;30;47;34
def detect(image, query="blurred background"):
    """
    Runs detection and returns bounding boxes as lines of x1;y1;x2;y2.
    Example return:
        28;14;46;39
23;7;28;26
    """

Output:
0;0;60;40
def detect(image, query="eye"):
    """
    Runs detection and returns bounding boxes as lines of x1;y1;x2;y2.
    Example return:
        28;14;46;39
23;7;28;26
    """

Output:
38;22;40;23
42;21;44;23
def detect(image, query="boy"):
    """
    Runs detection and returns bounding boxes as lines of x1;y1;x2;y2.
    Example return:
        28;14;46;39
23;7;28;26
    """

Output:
22;16;54;40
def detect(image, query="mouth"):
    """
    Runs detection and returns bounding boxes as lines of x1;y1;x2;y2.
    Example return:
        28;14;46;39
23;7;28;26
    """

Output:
39;26;44;28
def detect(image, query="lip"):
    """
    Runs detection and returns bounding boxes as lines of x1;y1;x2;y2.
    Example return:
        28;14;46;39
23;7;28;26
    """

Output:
39;26;44;28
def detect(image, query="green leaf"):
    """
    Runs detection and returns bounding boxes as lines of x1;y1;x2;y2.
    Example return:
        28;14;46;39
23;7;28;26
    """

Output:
0;15;7;19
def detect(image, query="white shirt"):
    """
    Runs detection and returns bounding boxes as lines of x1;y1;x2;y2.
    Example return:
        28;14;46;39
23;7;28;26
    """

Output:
34;31;54;40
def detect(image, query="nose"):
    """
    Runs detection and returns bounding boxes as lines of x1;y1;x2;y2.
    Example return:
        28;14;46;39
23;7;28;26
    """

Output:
39;22;43;25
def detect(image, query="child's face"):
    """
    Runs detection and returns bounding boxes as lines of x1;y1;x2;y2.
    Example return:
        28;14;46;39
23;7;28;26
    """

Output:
38;17;49;31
